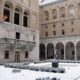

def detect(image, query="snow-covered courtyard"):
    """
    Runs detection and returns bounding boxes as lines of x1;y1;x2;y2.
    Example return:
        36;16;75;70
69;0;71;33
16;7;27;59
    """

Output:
0;62;80;80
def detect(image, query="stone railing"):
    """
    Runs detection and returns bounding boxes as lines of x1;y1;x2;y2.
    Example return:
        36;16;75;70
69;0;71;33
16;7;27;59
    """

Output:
0;38;35;51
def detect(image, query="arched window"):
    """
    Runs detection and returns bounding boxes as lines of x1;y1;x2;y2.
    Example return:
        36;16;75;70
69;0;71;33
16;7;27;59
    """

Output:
44;11;49;21
14;7;22;25
52;9;57;19
60;7;65;18
68;5;75;18
3;2;12;22
78;3;80;17
23;11;29;27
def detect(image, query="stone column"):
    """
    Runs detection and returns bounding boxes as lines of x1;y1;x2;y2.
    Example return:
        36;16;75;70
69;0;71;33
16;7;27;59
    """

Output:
20;12;23;27
64;46;66;60
12;8;15;24
21;13;23;27
75;45;77;60
54;45;57;59
45;46;47;60
0;3;4;21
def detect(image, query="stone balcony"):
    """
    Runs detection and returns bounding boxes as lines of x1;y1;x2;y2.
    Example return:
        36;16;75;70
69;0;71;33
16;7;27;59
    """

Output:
0;38;35;51
0;21;37;51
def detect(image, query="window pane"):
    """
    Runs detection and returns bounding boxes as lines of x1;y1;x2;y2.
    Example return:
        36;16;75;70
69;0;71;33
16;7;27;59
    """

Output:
14;13;19;25
25;51;28;58
16;32;20;39
5;51;9;59
23;16;28;27
3;9;10;22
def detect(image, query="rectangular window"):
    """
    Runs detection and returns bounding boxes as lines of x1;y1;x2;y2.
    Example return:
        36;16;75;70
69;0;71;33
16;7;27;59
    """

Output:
4;9;10;22
62;29;65;35
53;16;57;19
25;51;28;58
62;23;64;27
16;32;20;39
45;17;49;21
53;31;56;36
71;28;74;32
14;13;19;25
23;16;28;27
61;14;65;17
53;24;56;28
45;32;48;36
4;50;9;59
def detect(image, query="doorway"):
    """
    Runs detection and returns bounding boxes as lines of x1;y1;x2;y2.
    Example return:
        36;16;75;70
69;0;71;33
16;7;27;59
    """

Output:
15;51;20;62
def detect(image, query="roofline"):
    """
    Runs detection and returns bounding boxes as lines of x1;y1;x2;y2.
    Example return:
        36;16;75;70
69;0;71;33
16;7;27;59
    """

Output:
39;0;68;7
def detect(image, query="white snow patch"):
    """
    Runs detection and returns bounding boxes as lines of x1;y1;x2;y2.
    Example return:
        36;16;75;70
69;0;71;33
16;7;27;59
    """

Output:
0;63;80;80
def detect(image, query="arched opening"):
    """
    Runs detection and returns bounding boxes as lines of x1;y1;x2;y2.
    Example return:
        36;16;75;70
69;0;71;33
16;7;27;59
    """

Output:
44;11;49;21
52;9;57;19
68;5;75;18
47;43;54;59
14;6;22;25
56;43;64;59
39;44;45;60
23;11;29;27
65;42;75;60
60;7;65;18
3;2;13;22
76;41;80;60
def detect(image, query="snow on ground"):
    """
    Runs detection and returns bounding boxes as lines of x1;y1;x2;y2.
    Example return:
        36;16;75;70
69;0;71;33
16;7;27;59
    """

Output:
0;63;80;80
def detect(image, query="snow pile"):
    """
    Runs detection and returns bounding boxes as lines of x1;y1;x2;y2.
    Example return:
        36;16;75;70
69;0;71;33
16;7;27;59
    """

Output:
0;63;80;80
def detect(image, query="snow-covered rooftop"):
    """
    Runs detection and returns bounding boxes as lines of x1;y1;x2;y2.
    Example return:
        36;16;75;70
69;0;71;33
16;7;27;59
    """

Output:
39;0;68;7
39;0;57;5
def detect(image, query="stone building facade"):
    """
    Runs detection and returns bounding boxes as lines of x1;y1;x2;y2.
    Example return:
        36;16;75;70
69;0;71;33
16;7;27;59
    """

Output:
39;0;80;60
0;0;39;63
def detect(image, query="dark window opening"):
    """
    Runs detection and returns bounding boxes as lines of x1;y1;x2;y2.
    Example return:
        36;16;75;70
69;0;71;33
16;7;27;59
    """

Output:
45;32;48;36
5;4;10;8
62;23;64;27
16;32;20;39
23;16;28;27
25;51;28;58
53;31;56;36
61;14;65;17
3;9;10;22
72;51;75;55
62;30;65;35
53;24;56;28
15;8;20;12
61;49;64;55
5;51;9;59
45;17;49;21
71;28;74;32
53;16;57;19
71;21;74;25
14;13;19;25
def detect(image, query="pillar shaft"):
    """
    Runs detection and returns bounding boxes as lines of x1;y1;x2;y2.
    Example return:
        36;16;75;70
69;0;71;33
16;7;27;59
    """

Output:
45;47;47;60
64;47;66;60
